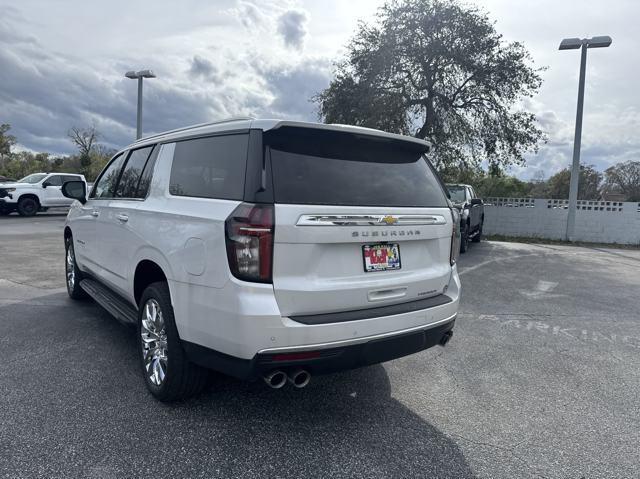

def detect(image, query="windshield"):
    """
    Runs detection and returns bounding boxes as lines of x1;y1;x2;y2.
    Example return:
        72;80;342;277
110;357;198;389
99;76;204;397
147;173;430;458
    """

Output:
447;186;467;203
18;174;47;184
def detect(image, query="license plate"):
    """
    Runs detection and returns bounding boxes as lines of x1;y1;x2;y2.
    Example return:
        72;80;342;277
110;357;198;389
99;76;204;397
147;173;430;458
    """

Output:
362;243;401;272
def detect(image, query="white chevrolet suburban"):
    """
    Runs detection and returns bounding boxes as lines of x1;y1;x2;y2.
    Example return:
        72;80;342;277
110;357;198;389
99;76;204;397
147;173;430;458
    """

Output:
0;172;87;216
61;118;461;401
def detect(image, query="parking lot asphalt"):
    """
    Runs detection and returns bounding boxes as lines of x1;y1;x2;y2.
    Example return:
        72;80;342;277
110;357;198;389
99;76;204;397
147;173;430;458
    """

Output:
1;213;639;479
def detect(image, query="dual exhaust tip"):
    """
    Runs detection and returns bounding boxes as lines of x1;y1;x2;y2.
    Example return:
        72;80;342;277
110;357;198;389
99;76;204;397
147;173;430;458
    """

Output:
263;369;311;389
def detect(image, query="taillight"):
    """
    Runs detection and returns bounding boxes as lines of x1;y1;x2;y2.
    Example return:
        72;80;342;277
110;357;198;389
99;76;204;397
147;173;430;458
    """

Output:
450;208;461;266
225;203;274;283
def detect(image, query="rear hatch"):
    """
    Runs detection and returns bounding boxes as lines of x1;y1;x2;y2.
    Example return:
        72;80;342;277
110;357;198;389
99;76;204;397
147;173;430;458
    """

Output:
265;127;454;318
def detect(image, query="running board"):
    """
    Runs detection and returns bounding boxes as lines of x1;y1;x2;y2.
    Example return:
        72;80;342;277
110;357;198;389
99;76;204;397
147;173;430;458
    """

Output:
79;279;138;325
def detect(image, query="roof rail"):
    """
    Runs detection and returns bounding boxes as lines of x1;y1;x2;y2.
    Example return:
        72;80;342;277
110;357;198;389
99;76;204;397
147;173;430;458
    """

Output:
134;117;255;143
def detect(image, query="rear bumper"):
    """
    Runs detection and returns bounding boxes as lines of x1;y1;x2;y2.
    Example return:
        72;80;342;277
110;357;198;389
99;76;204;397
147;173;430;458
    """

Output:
171;263;461;362
183;315;455;380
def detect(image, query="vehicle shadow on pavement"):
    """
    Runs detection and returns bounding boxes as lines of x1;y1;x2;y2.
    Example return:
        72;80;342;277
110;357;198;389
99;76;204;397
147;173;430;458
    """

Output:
0;292;475;479
0;212;68;219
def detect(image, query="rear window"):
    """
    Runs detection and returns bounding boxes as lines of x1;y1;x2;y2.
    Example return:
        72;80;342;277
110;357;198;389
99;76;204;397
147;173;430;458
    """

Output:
169;134;248;200
266;128;447;207
447;186;467;203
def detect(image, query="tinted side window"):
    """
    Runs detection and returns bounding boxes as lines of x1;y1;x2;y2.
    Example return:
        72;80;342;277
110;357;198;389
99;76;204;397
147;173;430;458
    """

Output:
115;146;154;198
45;175;63;186
91;153;126;199
169;134;248;200
63;175;80;183
136;146;159;198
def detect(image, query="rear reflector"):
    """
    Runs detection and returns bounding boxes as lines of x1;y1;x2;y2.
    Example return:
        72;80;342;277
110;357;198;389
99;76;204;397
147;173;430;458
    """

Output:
270;351;322;362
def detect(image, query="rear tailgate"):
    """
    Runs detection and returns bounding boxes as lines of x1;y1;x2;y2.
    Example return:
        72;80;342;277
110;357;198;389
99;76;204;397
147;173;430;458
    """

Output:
265;126;454;318
273;205;453;316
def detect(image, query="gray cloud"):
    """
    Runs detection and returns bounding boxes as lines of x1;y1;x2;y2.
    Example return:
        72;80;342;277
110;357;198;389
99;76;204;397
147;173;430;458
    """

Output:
257;59;331;119
277;10;309;50
238;1;263;28
0;11;329;156
188;55;220;81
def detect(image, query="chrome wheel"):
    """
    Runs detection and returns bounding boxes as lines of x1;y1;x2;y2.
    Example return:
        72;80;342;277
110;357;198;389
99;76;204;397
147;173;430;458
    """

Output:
141;299;168;386
66;243;75;290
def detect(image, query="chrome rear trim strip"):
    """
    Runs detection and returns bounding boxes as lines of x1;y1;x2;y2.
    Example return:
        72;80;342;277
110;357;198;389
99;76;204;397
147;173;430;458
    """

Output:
296;214;447;226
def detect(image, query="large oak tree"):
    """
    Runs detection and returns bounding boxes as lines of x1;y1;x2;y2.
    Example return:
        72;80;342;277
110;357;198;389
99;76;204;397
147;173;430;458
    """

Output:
315;0;545;171
603;161;640;201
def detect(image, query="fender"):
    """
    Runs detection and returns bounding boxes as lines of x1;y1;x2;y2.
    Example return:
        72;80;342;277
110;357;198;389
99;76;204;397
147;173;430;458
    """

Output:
129;244;176;304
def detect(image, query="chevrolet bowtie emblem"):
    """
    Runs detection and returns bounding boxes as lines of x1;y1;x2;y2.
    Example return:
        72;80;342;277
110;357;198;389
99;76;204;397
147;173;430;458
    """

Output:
381;215;398;225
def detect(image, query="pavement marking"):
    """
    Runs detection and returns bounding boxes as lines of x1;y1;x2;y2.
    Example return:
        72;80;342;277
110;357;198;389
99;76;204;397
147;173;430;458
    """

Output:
458;250;587;277
520;280;560;298
459;312;640;350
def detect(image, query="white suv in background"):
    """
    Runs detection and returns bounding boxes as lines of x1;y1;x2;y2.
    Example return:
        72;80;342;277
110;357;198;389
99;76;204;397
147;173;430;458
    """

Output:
62;118;461;401
0;172;86;216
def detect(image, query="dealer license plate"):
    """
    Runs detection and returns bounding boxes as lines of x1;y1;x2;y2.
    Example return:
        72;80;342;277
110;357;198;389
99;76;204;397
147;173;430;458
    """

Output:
362;243;401;272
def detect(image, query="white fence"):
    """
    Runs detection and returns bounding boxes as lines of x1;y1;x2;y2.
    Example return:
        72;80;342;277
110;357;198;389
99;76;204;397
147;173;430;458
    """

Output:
483;198;640;245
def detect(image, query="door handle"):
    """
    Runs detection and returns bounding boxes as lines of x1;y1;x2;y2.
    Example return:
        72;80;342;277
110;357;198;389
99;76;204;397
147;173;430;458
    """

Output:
91;210;99;217
116;213;129;222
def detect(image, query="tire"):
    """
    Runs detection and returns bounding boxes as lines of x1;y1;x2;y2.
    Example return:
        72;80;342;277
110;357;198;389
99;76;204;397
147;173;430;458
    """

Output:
65;236;88;299
460;223;469;253
137;282;210;402
472;221;483;243
17;196;38;217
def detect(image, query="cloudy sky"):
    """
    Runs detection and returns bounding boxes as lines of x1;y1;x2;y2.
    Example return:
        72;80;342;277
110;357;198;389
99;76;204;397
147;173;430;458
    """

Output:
1;0;638;179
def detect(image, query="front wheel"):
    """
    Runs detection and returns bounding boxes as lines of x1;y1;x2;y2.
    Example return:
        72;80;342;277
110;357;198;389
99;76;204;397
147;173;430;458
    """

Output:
17;196;38;216
138;282;210;402
65;236;88;299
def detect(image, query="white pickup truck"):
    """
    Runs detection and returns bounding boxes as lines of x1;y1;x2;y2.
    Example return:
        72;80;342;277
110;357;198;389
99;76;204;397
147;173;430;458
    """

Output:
0;172;87;216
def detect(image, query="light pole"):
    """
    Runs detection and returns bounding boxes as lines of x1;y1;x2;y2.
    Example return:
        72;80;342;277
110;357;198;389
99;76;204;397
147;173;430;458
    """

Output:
125;69;156;140
559;36;611;241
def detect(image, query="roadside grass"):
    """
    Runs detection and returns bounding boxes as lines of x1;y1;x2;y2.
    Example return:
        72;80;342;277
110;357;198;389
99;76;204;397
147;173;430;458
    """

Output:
485;234;640;250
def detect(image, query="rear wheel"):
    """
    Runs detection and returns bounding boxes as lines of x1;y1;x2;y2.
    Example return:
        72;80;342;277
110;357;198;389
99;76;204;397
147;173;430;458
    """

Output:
65;236;88;299
17;196;38;216
460;223;469;253
472;221;483;243
138;282;210;402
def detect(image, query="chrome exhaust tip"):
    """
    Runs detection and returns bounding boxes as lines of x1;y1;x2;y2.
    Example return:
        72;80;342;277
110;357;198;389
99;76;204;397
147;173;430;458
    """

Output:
263;370;287;389
439;330;453;346
288;369;311;389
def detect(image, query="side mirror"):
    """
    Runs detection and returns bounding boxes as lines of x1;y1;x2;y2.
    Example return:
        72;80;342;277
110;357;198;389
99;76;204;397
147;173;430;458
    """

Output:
470;198;483;206
62;181;87;204
42;182;49;188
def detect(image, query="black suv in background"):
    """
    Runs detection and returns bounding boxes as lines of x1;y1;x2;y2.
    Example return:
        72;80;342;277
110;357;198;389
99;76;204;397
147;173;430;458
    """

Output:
447;184;484;253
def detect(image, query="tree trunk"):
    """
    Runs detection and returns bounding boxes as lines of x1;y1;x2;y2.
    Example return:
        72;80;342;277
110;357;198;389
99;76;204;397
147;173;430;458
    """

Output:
415;96;435;139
